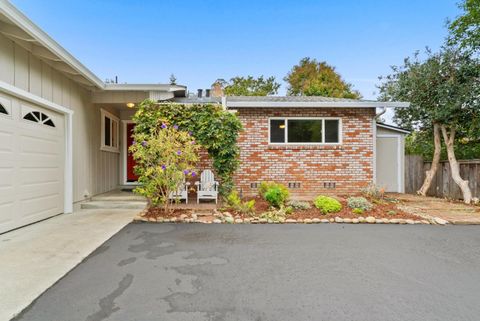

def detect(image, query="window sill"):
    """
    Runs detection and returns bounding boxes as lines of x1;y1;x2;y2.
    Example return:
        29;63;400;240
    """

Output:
267;144;343;150
100;146;120;153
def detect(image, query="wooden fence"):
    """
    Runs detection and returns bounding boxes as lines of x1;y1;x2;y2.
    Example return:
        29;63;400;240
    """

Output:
405;155;480;200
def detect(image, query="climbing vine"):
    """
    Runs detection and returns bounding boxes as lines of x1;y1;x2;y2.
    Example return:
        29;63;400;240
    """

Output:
132;100;243;195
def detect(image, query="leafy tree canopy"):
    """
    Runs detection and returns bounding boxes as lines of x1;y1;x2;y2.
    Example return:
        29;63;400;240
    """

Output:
448;0;480;51
378;48;480;137
284;57;361;99
223;76;280;96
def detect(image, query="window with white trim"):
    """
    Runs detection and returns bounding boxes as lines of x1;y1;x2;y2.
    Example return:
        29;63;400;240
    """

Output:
0;103;8;115
269;117;341;144
101;109;119;152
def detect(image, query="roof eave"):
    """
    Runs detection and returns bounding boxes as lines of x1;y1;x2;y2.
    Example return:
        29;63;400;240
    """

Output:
0;0;105;89
103;84;187;92
226;101;410;108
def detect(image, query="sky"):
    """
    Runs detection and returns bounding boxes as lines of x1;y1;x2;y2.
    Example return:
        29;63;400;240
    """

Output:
12;0;460;101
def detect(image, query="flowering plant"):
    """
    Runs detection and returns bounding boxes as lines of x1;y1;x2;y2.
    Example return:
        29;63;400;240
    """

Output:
130;120;199;211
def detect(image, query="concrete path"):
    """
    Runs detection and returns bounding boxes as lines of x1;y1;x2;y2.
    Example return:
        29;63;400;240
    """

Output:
0;208;137;321
394;193;480;224
14;223;480;321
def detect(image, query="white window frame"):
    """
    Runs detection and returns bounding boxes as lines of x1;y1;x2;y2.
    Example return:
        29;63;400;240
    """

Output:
268;117;342;145
100;108;120;153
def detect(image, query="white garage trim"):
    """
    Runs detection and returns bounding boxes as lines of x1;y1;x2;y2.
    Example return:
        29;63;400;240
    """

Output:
377;134;402;193
0;80;74;214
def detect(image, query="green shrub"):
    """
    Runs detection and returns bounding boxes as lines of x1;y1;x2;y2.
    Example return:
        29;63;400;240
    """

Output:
287;200;311;210
347;197;373;211
226;191;255;215
387;210;397;216
260;205;292;222
259;181;290;208
313;196;342;214
352;208;364;215
259;181;289;198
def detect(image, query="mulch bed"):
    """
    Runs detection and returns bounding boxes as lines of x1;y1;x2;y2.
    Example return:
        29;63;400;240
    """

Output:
143;207;191;219
230;196;420;221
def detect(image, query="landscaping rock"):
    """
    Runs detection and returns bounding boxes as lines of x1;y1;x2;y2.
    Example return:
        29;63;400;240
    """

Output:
329;218;334;223
352;218;359;224
213;219;222;224
297;219;304;223
375;219;383;224
179;214;188;220
312;218;321;223
334;217;344;223
382;218;389;224
243;218;251;223
321;219;330;223
406;219;415;225
398;219;406;224
365;216;376;223
358;216;366;223
224;216;234;224
304;219;312;224
389;219;399;224
223;212;232;217
235;218;243;224
259;218;268;224
343;218;352;223
434;217;448;225
421;220;430;225
285;219;297;223
191;214;198;220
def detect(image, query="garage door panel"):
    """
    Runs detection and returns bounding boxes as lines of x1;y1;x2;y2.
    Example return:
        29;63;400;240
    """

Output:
0;94;65;234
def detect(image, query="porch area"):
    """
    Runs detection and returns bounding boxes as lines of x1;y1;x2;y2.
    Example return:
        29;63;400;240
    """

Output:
81;189;219;211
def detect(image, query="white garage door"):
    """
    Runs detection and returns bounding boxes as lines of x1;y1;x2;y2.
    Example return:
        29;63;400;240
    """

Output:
0;94;65;234
376;136;400;192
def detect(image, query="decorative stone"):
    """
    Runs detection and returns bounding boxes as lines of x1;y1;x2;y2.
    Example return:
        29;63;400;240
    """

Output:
375;219;383;224
297;219;304;223
148;217;156;222
213;219;222;224
224;212;232;217
343;218;352;223
179;214;188;220
334;217;344;223
259;218;268;224
235;218;243;224
389;219;399;224
434;217;448;225
243;218;251;223
170;217;177;223
312;218;321;223
304;219;312;224
352;218;359;224
398;219;406;224
321;219;330;223
267;219;274;224
365;216;376;223
421;220;430;225
358;216;366;223
406;219;415;225
285;219;297;223
191;214;198;220
382;218;389;224
278;218;285;223
224;216;234;224
329;218;334;223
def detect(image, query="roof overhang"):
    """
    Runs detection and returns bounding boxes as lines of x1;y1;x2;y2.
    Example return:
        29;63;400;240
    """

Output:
0;0;105;89
225;100;410;109
376;122;411;134
103;84;187;92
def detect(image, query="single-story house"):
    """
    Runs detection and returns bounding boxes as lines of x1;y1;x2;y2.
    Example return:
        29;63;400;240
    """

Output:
0;1;409;233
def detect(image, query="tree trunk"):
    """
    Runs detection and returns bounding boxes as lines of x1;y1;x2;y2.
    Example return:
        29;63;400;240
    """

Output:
417;123;441;196
440;125;472;204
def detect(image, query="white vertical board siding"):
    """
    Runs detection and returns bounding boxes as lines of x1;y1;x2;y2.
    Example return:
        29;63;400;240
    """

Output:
0;33;118;203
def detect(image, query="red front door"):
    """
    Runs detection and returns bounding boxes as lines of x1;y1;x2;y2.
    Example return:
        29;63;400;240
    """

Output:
126;123;138;182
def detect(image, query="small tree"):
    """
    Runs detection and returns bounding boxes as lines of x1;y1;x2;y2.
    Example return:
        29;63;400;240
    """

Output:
284;57;362;98
130;121;199;212
223;76;280;96
378;48;480;203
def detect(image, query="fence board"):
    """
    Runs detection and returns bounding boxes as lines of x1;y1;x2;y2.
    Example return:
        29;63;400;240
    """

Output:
405;155;480;200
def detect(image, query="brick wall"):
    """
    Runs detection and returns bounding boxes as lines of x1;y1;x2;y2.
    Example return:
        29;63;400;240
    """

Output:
233;107;375;199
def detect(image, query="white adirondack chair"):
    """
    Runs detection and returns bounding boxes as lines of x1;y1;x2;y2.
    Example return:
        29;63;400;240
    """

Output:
169;176;190;204
195;170;219;204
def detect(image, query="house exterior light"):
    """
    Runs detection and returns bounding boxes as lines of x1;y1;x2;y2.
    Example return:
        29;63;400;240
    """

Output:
126;102;135;108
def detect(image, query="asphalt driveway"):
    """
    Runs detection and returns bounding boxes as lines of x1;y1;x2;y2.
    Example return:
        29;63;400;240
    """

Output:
15;224;480;321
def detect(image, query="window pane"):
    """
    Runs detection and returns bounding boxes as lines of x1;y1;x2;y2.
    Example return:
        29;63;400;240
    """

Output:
287;119;323;143
104;117;111;146
270;119;285;143
325;119;339;143
112;120;117;148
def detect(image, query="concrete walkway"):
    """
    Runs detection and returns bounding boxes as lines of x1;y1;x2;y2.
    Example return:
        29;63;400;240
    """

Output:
0;208;138;321
394;193;480;224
